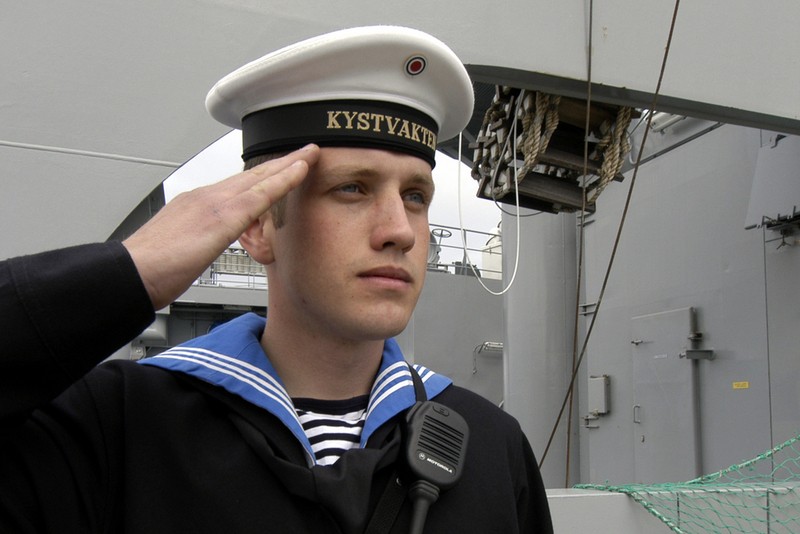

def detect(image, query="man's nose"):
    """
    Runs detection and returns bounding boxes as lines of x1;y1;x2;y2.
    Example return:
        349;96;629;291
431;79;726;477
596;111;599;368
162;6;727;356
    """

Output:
370;194;416;253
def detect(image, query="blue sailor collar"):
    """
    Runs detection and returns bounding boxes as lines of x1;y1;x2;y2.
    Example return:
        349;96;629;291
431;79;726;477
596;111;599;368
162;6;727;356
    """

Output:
139;312;451;466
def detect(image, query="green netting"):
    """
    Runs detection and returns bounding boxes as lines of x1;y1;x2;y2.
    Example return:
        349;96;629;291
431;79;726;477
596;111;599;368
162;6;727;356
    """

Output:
576;433;800;533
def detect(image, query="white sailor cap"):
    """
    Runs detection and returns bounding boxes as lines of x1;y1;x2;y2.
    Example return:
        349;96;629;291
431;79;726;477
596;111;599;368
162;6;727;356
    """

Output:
206;26;474;167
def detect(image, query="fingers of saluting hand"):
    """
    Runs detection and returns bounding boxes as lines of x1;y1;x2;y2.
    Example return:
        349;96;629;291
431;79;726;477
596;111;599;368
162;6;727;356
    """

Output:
209;143;319;200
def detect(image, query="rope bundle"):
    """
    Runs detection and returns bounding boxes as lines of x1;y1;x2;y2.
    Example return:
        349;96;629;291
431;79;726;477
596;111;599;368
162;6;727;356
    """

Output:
471;86;633;209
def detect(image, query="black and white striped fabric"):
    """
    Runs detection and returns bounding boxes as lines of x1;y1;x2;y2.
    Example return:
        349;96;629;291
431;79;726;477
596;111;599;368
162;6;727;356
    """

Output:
294;395;370;466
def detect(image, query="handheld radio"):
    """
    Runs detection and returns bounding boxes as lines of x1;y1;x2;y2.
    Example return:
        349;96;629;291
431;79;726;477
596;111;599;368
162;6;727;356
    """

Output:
403;366;469;534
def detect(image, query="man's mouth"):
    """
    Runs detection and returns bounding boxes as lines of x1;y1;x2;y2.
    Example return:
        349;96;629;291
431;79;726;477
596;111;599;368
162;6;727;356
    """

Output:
358;266;413;284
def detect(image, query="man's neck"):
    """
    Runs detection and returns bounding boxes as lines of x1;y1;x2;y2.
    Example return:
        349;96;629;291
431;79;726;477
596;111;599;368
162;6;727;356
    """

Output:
261;320;384;400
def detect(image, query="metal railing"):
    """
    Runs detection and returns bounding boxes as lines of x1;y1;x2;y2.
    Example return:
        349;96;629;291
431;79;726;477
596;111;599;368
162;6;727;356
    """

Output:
196;248;267;290
427;223;502;280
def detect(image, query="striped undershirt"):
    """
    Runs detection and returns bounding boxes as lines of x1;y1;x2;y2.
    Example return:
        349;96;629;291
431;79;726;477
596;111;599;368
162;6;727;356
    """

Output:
293;394;370;466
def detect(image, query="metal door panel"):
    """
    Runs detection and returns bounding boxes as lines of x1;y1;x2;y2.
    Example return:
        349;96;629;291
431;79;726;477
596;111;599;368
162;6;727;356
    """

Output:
632;307;701;483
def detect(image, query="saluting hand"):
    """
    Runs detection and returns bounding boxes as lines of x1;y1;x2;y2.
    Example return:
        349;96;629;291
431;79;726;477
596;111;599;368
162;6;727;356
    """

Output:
123;144;319;309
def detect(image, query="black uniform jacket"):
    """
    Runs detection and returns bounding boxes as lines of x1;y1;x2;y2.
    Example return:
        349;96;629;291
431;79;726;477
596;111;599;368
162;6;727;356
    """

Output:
0;242;553;533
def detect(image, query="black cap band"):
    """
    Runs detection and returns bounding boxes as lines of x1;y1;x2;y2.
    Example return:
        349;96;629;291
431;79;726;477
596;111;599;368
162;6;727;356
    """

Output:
241;99;439;167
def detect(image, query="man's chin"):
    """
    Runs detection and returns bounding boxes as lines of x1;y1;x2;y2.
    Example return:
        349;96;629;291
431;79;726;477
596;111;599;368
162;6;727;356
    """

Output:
346;315;412;342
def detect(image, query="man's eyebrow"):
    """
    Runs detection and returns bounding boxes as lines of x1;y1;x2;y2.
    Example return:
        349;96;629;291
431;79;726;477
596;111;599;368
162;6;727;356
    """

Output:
323;166;435;191
408;172;435;189
323;165;380;181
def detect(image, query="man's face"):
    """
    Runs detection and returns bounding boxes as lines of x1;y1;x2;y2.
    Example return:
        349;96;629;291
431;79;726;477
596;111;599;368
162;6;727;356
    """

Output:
267;146;434;343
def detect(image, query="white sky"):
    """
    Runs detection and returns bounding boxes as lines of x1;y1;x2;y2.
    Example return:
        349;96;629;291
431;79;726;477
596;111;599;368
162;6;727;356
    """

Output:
163;131;503;266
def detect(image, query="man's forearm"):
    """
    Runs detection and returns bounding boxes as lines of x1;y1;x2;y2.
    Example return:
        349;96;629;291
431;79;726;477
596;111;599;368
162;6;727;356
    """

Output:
0;241;154;423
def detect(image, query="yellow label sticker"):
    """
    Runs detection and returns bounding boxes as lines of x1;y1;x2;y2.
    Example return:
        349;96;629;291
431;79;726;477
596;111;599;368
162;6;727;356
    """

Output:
732;381;750;390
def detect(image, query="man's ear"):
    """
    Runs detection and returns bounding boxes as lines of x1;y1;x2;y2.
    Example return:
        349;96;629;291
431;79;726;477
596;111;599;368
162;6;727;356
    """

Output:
239;215;276;265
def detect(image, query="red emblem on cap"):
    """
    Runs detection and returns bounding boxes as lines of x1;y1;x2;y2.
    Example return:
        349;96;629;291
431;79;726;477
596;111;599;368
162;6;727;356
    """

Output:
405;55;426;76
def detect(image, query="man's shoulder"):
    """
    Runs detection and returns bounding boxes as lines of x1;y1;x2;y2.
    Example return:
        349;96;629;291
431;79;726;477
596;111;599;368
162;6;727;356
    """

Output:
434;384;505;412
434;385;523;437
432;384;540;505
83;358;194;397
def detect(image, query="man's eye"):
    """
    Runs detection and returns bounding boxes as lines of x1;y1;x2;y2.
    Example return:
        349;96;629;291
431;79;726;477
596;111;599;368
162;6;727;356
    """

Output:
338;183;361;194
405;191;428;205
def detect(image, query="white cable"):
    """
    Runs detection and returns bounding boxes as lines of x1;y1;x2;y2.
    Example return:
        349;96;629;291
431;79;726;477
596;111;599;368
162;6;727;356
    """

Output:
456;95;523;296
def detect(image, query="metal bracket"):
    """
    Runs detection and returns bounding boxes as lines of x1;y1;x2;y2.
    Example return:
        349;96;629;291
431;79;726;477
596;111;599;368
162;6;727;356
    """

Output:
582;413;600;429
679;349;715;360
